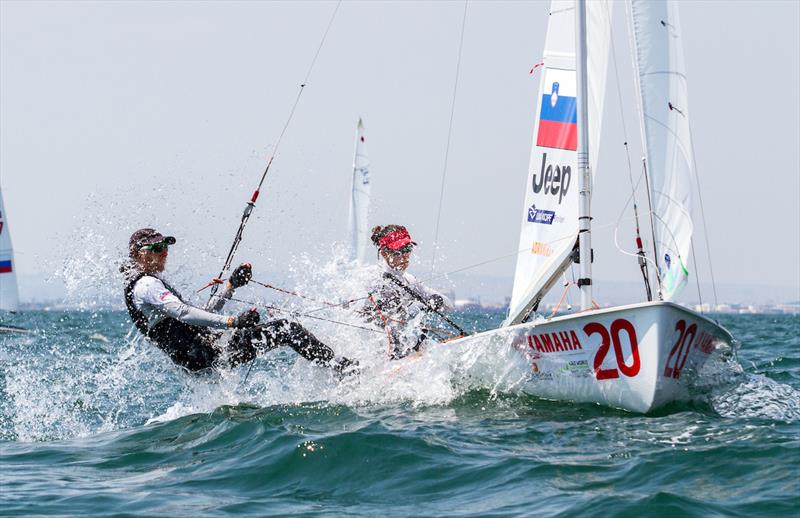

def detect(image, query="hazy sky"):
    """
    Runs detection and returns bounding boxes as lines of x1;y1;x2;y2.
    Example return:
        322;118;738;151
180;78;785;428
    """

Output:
1;0;798;304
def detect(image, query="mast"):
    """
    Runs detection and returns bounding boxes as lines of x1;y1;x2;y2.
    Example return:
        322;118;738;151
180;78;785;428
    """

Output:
575;0;593;310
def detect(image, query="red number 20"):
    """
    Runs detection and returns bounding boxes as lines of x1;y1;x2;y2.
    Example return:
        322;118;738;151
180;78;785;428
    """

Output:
664;320;697;379
585;319;641;380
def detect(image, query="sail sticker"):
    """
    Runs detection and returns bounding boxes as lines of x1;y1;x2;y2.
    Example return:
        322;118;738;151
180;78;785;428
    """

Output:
0;260;12;273
531;242;553;256
536;71;577;151
527;204;556;224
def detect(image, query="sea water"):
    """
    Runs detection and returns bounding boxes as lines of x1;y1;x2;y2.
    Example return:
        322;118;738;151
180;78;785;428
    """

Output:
1;310;798;517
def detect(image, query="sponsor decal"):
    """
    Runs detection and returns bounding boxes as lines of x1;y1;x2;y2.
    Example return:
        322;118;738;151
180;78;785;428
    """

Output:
159;290;173;301
532;153;571;205
0;259;11;274
536;81;577;151
527;205;556;225
531;241;553;256
525;330;583;353
559;359;592;377
512;319;643;381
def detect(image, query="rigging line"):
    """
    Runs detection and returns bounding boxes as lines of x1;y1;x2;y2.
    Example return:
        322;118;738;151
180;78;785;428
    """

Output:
382;272;468;336
641;157;662;297
226;296;385;335
690;237;704;313
421;216;637;284
250;279;370;316
688;124;719;307
607;0;642;236
250;279;362;308
609;0;650;299
625;0;661;298
245;218;641;321
429;0;469;279
610;167;661;275
208;0;343;303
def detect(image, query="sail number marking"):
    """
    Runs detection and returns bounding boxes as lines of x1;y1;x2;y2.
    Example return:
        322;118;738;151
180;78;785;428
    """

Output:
663;319;716;379
584;319;641;380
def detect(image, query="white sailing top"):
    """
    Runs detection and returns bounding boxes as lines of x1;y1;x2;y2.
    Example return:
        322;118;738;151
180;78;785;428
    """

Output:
131;276;230;329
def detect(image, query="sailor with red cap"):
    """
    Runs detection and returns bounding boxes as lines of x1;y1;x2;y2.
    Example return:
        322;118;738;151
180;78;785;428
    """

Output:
363;225;453;359
122;228;357;374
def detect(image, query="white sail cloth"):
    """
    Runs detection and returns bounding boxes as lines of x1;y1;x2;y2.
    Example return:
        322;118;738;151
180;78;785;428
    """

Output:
630;0;694;301
348;118;372;264
0;186;20;312
507;0;612;324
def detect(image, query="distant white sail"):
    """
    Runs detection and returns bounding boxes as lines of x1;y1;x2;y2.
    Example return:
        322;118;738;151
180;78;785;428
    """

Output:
347;118;372;263
630;0;694;301
507;0;612;324
0;185;20;312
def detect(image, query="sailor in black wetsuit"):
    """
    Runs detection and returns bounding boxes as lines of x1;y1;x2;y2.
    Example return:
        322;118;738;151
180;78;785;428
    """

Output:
123;228;357;374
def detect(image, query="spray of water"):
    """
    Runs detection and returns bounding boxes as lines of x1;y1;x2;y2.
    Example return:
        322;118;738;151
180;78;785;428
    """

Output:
3;206;798;441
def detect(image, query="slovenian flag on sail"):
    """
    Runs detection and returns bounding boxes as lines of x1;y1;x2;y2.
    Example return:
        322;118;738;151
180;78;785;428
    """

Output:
0;260;12;273
536;75;577;151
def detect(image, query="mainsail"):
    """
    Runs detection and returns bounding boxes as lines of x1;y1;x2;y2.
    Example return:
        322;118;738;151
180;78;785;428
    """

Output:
630;0;694;301
347;118;372;263
507;0;612;324
0;185;20;312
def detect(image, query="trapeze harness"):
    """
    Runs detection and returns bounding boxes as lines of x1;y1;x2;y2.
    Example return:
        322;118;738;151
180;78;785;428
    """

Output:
125;272;339;372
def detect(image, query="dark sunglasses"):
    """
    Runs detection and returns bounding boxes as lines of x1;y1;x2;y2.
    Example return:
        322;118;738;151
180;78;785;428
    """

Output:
140;242;170;253
385;247;413;256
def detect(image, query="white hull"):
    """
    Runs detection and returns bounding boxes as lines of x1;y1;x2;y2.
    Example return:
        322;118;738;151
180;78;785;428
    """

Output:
446;301;733;413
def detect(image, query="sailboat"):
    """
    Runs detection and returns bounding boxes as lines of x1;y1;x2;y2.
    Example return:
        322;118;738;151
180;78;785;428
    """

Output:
347;118;372;263
438;0;733;413
0;184;20;313
0;184;28;333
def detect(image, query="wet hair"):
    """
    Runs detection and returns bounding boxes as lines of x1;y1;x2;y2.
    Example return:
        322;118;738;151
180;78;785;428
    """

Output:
370;225;406;248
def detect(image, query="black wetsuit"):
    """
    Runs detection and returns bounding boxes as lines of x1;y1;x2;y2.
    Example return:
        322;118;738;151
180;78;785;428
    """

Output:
124;272;337;372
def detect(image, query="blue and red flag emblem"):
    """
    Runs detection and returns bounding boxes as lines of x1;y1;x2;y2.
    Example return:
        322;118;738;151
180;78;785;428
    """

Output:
536;81;577;151
0;260;12;273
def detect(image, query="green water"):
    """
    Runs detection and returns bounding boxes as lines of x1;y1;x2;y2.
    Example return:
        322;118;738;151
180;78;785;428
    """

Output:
1;311;798;516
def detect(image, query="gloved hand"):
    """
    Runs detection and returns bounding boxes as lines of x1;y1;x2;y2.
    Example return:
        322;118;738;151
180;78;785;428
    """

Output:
229;262;253;289
231;307;260;328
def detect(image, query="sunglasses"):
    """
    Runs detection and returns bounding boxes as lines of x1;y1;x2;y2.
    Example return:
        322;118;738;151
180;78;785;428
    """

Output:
140;242;170;253
385;247;412;256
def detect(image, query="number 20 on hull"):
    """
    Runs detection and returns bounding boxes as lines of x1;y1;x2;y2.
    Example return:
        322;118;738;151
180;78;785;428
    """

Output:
585;318;641;380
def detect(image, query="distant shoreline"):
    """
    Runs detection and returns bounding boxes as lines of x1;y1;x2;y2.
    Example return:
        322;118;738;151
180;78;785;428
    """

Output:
9;301;800;316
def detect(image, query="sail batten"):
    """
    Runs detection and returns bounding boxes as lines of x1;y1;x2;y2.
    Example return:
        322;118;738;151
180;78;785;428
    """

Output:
347;118;371;263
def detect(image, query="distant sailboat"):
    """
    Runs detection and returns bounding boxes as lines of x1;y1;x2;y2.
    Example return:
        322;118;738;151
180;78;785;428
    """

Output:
0;184;20;313
347;118;371;263
436;0;734;413
0;184;28;333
